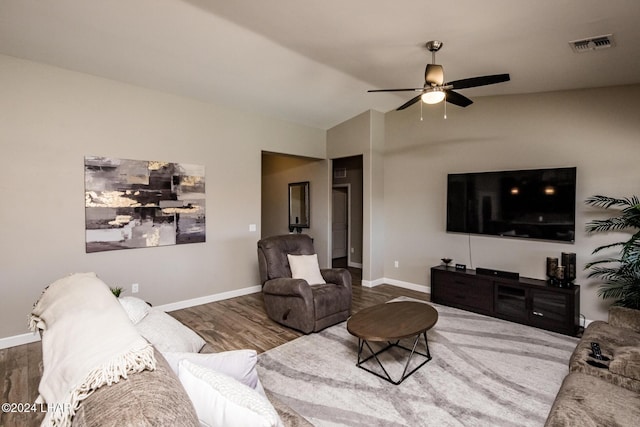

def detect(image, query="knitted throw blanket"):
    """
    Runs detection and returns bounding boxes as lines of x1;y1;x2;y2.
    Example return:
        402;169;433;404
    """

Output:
30;273;156;427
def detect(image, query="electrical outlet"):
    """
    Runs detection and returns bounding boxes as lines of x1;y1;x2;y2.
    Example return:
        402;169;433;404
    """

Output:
249;224;257;232
351;247;355;253
132;283;139;293
394;261;399;268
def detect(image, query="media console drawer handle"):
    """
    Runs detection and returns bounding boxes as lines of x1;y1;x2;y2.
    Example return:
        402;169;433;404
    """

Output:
533;311;544;317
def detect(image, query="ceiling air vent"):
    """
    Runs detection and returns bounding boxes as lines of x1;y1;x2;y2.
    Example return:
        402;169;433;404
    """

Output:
334;168;347;179
569;34;615;53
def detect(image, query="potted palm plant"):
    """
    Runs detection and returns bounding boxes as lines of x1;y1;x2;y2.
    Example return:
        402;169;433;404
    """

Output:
585;195;640;309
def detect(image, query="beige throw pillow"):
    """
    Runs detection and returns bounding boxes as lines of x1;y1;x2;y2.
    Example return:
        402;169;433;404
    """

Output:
287;254;326;285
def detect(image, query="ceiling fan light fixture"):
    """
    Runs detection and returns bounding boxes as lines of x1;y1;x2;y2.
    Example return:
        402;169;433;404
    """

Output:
421;90;445;104
368;39;509;112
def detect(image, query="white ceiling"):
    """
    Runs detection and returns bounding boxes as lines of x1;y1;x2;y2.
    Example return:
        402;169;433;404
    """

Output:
1;0;640;129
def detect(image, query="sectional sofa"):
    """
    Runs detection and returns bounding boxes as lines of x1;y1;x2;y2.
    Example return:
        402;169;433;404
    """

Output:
545;306;640;426
30;273;311;427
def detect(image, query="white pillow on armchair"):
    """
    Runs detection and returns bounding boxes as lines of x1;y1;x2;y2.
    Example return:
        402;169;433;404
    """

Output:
287;254;326;285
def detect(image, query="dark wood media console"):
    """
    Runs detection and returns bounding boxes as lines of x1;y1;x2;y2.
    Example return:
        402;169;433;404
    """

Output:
430;265;580;336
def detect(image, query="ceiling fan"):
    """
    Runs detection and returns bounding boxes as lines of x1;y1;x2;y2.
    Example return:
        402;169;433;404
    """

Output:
368;41;510;111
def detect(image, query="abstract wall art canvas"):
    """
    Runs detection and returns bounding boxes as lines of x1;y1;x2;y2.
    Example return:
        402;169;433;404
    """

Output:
84;156;205;253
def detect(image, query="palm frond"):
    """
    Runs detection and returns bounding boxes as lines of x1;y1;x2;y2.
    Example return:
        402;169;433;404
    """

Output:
587;266;624;281
622;243;640;274
586;217;635;233
622;240;640;257
591;242;624;255
621;206;640;228
598;283;627;300
585;194;640;309
585;195;632;209
584;258;621;269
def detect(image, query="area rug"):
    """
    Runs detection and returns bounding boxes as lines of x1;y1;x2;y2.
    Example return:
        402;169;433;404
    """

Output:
257;300;578;427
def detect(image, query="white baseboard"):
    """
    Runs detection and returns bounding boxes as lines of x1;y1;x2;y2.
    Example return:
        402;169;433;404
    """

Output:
0;331;41;350
156;285;262;312
0;285;263;350
361;278;385;288
384;278;430;294
348;261;363;268
361;277;430;295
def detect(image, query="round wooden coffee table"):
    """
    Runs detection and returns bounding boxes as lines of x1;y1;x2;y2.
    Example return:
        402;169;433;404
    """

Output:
346;301;438;384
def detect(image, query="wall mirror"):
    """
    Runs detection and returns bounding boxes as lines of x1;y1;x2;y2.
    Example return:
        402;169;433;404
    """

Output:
289;181;310;232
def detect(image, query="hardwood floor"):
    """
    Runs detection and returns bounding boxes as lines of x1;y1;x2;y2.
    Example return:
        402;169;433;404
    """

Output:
0;341;43;427
0;268;429;427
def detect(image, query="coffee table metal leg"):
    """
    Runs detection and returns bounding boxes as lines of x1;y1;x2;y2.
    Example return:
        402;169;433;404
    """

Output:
357;339;395;382
398;332;431;381
355;332;432;385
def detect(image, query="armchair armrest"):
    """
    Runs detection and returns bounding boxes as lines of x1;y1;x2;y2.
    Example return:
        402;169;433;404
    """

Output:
262;277;313;299
609;306;640;333
320;268;352;289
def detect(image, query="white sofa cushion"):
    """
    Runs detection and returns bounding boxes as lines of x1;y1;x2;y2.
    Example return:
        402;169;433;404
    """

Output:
118;296;151;324
135;309;206;353
162;350;265;395
178;360;283;427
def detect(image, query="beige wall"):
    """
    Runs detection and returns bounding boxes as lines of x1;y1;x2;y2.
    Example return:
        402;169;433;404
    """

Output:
369;110;386;281
0;55;326;340
2;52;638;341
261;153;330;266
383;84;640;321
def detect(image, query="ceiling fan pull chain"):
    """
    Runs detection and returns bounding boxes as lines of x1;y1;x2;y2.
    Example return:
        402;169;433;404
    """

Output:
420;100;424;121
444;97;447;119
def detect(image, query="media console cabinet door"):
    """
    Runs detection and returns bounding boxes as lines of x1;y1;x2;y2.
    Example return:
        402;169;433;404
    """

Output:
495;284;527;321
529;287;579;335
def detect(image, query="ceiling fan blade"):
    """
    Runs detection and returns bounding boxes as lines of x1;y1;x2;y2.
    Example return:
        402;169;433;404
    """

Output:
447;73;510;90
425;64;444;86
368;88;424;93
445;90;473;107
397;94;422;110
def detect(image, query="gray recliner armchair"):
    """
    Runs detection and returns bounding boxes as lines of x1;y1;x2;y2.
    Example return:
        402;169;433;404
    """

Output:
257;234;352;334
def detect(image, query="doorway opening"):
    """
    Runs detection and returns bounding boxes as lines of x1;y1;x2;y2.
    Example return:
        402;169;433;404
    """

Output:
332;185;349;266
332;155;363;271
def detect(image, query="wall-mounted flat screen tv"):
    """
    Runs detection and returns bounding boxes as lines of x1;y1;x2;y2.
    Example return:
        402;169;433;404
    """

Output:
447;167;576;243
